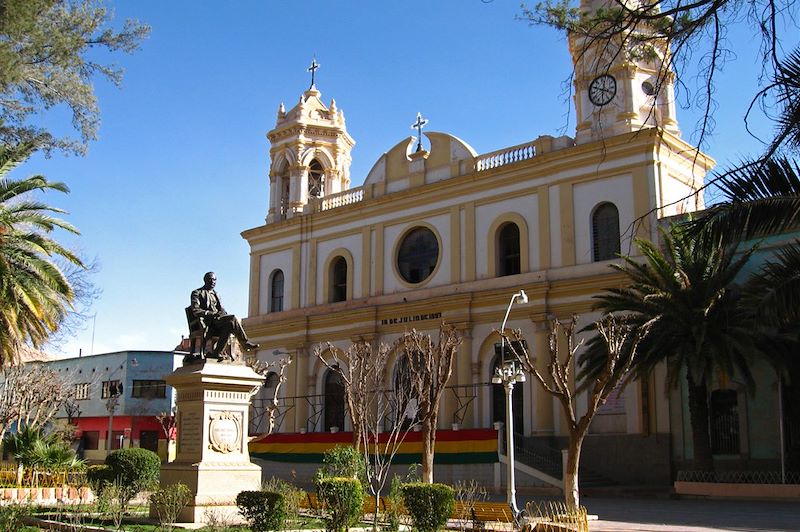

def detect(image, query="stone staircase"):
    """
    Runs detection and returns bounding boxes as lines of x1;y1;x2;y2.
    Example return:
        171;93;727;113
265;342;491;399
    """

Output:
504;434;618;489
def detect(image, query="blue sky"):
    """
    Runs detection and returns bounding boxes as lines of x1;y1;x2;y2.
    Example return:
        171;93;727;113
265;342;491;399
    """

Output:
11;1;782;357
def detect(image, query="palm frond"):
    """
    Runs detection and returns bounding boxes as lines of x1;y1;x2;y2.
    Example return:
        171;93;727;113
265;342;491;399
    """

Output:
742;241;800;326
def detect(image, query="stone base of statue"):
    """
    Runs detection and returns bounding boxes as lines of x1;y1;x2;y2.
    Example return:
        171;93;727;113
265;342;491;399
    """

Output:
153;360;262;523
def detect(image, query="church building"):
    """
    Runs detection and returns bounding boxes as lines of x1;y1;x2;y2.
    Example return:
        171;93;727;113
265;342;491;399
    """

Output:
241;4;718;487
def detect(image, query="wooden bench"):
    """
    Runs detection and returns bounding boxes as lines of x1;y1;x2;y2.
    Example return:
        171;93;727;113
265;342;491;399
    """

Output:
453;501;515;530
301;492;392;515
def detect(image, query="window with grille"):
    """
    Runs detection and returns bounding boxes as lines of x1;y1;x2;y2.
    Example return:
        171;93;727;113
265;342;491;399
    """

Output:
710;389;740;454
101;380;123;399
75;382;90;400
592;202;621;261
270;270;284;312
498;222;521;276
131;380;166;399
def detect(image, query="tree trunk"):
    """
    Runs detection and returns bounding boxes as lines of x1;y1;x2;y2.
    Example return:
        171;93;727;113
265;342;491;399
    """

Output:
563;435;582;510
421;420;435;483
372;489;380;532
686;375;714;471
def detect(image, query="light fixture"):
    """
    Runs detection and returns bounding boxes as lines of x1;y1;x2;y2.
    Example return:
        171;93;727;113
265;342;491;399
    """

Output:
497;288;529;521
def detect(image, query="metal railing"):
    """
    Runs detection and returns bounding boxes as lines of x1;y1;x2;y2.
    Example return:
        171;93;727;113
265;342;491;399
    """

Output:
677;470;800;484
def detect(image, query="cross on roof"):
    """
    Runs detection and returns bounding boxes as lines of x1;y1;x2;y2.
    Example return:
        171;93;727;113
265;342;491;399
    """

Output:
307;57;320;89
411;112;428;152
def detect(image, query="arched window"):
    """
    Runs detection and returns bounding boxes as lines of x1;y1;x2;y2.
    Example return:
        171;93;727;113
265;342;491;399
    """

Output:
324;370;345;432
393;354;419;428
330;256;347;303
270;270;284;312
497;223;521;276
279;175;291;218
592;202;621;261
308;159;324;198
491;351;524;434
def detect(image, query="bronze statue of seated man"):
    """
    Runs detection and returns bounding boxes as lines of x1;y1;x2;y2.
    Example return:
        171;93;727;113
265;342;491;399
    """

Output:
190;271;259;360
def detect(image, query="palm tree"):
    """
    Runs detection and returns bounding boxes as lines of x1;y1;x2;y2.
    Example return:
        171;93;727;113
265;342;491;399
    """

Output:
585;224;762;471
692;48;800;326
0;142;83;365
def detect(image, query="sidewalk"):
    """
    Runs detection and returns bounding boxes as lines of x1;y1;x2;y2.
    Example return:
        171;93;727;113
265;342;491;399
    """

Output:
580;496;800;531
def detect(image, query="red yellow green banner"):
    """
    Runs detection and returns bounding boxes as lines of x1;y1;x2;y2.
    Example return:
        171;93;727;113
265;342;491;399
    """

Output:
249;428;498;464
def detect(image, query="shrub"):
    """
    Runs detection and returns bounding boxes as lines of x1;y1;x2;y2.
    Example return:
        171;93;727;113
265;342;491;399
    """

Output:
86;464;114;490
316;477;364;532
105;447;160;490
236;490;286;532
319;445;364;481
401;483;454;532
0;502;30;532
262;476;304;523
105;448;161;509
149;482;192;532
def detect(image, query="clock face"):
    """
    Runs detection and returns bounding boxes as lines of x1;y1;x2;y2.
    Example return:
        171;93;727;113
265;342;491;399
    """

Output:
588;74;617;106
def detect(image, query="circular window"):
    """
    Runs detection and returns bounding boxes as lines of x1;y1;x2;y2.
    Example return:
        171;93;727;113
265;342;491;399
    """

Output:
397;227;439;284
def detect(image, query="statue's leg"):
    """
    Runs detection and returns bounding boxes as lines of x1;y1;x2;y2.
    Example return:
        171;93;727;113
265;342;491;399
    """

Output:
209;320;234;358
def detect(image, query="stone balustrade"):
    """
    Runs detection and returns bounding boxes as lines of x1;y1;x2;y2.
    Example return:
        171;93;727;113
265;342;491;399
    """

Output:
475;141;537;172
320;187;365;211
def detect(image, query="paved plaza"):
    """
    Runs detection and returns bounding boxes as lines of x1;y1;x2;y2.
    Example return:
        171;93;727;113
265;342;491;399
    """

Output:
579;496;800;531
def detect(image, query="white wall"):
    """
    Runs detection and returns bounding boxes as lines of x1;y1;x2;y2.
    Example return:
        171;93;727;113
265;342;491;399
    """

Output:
573;174;634;265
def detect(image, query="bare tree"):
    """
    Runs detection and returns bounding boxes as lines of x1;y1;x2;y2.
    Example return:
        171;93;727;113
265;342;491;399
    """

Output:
317;339;420;532
156;406;177;441
0;363;78;440
397;324;461;483
248;354;293;435
502;315;647;509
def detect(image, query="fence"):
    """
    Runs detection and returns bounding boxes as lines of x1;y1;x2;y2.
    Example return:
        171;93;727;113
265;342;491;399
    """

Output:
677;470;800;484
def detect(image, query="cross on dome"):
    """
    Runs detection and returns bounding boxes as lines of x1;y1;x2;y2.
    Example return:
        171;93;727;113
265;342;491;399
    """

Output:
307;57;320;89
411;112;428;153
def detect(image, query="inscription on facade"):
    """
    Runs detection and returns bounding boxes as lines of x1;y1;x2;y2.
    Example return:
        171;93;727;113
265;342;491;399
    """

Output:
179;411;202;454
380;312;442;326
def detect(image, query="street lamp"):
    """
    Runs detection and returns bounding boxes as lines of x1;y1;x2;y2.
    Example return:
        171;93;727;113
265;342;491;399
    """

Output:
105;357;137;453
492;289;528;519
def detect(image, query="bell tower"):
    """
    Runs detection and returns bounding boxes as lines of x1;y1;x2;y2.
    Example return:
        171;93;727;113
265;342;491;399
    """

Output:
570;0;680;144
265;79;355;223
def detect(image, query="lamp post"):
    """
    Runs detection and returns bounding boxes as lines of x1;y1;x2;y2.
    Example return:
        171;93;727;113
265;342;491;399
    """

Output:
492;289;528;519
106;393;120;453
105;357;138;454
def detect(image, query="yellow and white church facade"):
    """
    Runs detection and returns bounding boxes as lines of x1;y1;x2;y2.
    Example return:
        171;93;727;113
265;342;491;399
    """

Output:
241;9;713;486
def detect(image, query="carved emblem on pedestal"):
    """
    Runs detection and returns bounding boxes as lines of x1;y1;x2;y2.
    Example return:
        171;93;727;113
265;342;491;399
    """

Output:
208;411;242;453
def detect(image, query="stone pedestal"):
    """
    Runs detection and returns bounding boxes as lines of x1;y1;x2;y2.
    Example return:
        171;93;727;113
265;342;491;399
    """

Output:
156;361;263;523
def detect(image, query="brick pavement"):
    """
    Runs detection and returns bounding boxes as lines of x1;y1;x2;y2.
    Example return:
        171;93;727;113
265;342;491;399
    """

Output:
579;496;800;532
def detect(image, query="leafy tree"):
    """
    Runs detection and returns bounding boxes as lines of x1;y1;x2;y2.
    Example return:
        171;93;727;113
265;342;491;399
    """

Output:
687;49;800;327
0;142;83;365
586;224;763;472
0;0;150;155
